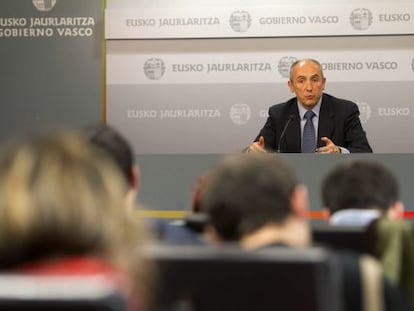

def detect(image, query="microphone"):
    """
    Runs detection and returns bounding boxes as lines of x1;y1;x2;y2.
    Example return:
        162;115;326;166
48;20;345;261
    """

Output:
276;114;294;153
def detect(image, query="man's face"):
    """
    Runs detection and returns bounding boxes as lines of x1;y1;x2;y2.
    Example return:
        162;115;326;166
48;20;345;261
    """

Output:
288;61;326;109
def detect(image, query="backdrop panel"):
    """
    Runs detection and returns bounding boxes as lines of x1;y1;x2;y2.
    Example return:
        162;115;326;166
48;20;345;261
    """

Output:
0;0;104;143
107;36;414;153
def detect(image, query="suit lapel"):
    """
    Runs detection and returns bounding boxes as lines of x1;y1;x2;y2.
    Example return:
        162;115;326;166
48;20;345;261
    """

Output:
317;94;335;148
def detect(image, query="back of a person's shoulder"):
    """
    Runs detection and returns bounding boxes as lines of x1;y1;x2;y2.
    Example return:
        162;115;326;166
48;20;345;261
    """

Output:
333;250;412;311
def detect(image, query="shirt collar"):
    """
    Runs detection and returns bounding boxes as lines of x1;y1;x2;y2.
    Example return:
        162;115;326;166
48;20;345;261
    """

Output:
330;209;381;227
297;96;322;120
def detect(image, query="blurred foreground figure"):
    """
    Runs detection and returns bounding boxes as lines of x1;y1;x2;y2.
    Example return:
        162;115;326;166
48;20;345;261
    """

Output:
322;160;404;226
0;130;153;311
81;123;140;209
200;153;411;311
321;160;414;306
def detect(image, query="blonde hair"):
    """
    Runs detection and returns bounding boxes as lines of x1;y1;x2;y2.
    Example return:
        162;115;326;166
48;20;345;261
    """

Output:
0;130;153;303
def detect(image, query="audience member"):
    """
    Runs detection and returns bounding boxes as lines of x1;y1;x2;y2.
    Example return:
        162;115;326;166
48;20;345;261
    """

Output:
200;153;411;311
321;159;414;306
81;123;203;245
81;123;140;208
372;218;414;307
154;174;207;245
0;130;153;310
321;160;404;226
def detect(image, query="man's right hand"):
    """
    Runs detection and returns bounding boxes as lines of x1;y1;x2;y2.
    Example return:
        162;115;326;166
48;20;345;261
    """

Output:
247;136;267;153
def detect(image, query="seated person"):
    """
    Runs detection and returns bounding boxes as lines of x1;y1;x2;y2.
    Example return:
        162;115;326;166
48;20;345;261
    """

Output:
0;130;154;311
368;217;414;307
321;160;414;306
81;123;203;245
199;153;411;311
321;160;404;226
81;123;140;209
152;175;208;245
246;58;372;154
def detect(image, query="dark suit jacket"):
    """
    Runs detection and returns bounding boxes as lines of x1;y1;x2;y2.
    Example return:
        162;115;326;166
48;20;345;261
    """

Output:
255;93;373;153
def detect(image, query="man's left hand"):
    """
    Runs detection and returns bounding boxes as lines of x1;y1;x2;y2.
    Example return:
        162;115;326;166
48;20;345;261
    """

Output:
316;137;341;154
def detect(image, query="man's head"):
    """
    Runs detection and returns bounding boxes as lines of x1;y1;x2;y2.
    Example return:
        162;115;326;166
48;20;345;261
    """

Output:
288;59;326;110
322;160;403;219
200;153;310;247
81;124;139;191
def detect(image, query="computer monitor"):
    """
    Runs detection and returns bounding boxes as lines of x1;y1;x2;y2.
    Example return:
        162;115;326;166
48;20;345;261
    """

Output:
147;245;343;311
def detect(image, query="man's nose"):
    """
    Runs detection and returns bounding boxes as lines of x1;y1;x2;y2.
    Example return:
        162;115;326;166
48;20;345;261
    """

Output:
305;80;312;91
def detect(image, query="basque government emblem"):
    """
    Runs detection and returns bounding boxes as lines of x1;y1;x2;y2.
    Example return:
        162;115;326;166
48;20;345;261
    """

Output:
229;11;252;32
143;58;165;80
278;57;298;78
32;0;56;11
356;102;372;124
230;103;251;125
350;8;373;30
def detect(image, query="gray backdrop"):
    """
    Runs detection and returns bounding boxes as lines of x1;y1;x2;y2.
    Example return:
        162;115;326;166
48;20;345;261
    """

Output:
136;154;414;218
0;0;104;142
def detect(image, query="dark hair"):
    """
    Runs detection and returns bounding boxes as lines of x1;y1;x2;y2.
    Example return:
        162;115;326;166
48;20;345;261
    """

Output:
321;160;399;214
200;153;299;241
81;124;135;187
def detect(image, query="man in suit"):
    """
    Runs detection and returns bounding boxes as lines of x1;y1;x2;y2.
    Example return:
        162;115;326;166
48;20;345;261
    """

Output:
248;58;372;153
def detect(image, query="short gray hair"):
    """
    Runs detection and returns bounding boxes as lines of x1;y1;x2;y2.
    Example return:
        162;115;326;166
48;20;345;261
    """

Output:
289;58;324;81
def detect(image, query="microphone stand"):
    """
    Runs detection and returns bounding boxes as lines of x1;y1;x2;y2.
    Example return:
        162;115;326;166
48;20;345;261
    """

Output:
276;115;294;153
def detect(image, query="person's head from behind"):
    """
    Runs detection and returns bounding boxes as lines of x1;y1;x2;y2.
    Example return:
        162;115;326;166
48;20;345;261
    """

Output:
81;123;139;196
0;130;152;302
200;153;310;249
322;160;404;220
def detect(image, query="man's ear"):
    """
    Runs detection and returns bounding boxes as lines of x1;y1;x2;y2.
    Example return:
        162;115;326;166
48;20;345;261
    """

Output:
387;201;405;220
204;224;223;244
323;208;332;222
131;165;140;192
124;166;140;211
321;77;326;91
290;184;309;219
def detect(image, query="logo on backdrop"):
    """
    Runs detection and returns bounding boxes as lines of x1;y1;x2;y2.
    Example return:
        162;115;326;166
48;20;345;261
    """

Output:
229;11;252;32
350;8;373;30
230;103;251;125
143;58;165;80
356;102;371;124
32;0;56;11
278;57;298;78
